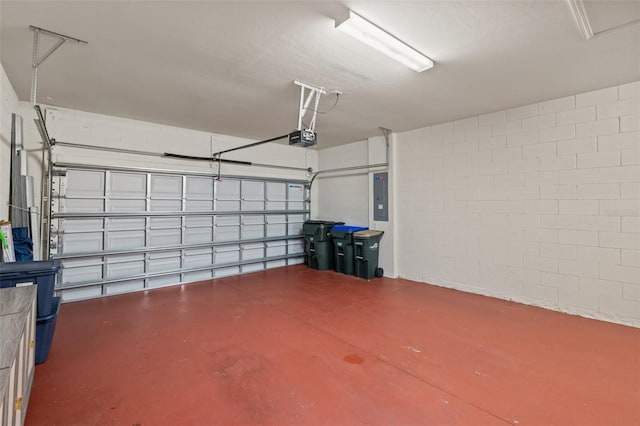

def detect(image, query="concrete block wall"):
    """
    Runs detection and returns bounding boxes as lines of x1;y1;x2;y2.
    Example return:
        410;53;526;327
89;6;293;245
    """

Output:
396;81;640;327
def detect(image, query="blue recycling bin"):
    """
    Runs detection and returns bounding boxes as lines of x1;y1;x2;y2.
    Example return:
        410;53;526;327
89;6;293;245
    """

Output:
0;260;61;317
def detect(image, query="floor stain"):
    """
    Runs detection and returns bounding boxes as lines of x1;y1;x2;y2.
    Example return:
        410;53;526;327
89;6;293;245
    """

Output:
343;353;365;364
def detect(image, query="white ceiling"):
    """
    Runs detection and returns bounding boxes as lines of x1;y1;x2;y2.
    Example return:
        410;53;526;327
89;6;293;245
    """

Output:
1;1;639;148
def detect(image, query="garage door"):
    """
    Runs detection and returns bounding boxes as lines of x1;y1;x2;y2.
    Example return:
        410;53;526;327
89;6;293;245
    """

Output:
50;164;309;301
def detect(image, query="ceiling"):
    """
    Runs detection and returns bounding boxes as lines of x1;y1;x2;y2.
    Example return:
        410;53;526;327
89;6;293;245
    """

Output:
1;1;639;148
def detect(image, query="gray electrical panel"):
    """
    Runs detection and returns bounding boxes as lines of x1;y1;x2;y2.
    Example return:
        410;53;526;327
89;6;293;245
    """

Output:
373;172;388;221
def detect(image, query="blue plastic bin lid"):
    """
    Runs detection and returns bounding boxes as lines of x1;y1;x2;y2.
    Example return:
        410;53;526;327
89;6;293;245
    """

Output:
0;260;61;276
332;225;368;233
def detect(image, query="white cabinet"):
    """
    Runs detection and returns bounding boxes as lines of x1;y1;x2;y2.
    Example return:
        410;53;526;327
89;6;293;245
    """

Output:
0;286;37;426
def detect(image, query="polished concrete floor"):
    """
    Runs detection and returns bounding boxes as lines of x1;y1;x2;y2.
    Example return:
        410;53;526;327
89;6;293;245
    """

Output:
27;265;639;425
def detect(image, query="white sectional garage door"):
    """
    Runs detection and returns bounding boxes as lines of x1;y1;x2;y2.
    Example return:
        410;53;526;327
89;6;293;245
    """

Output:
50;164;308;301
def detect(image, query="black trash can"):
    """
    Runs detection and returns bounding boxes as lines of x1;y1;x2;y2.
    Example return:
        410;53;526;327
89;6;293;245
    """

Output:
303;220;343;270
331;225;368;275
353;230;385;280
0;260;61;317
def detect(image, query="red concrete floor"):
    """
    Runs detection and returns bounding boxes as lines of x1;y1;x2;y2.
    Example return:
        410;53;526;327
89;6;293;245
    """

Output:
26;265;639;425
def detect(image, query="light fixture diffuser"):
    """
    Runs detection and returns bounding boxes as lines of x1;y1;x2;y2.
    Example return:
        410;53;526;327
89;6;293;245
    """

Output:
336;10;433;72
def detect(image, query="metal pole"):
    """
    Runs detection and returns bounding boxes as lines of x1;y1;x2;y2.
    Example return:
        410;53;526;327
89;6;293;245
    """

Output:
53;162;311;183
53;140;310;172
309;162;389;189
30;29;39;105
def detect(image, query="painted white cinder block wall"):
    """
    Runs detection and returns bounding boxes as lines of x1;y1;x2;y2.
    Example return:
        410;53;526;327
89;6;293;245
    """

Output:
316;81;639;326
1;63;20;219
395;81;640;327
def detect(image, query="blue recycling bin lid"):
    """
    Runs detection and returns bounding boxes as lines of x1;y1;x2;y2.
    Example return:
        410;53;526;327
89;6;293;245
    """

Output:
332;225;368;233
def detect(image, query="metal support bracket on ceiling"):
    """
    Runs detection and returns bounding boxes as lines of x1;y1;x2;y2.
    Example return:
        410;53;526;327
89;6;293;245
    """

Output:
294;80;326;132
29;25;88;105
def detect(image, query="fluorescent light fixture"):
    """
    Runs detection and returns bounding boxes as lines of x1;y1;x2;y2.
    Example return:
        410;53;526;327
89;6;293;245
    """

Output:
567;0;594;40
336;10;434;72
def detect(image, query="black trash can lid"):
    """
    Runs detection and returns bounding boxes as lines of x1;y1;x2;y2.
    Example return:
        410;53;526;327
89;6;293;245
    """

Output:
354;230;384;238
305;220;344;225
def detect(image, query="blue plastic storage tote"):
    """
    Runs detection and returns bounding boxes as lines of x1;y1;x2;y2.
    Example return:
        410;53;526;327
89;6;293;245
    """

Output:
0;260;61;317
35;296;61;364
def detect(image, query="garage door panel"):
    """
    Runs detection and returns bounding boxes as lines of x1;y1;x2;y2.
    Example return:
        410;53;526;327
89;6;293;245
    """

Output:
214;225;239;242
216;180;240;198
216;216;239;226
266;201;286;210
148;255;181;273
241;200;264;211
105;280;145;295
62;232;104;253
266;259;287;269
107;218;145;231
215;266;239;278
109;199;145;212
183;270;212;282
149;228;181;246
243;215;264;225
288;222;303;236
242;243;264;260
288;201;305;210
186;200;213;211
186;216;212;227
62;219;103;232
242;225;264;240
151;175;182;198
150;199;181;211
266;241;287;257
186;177;214;199
266;223;286;237
266;182;286;201
64;198;104;213
185;227;212;244
288;240;304;254
215;246;240;264
108;230;145;250
61;264;103;284
288;183;305;201
184;250;213;268
242;181;263;199
108;254;145;263
148;274;181;288
65;170;104;197
216;200;240;211
106;260;145;279
241;263;264;273
150;217;181;228
110;173;146;198
60;286;102;302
